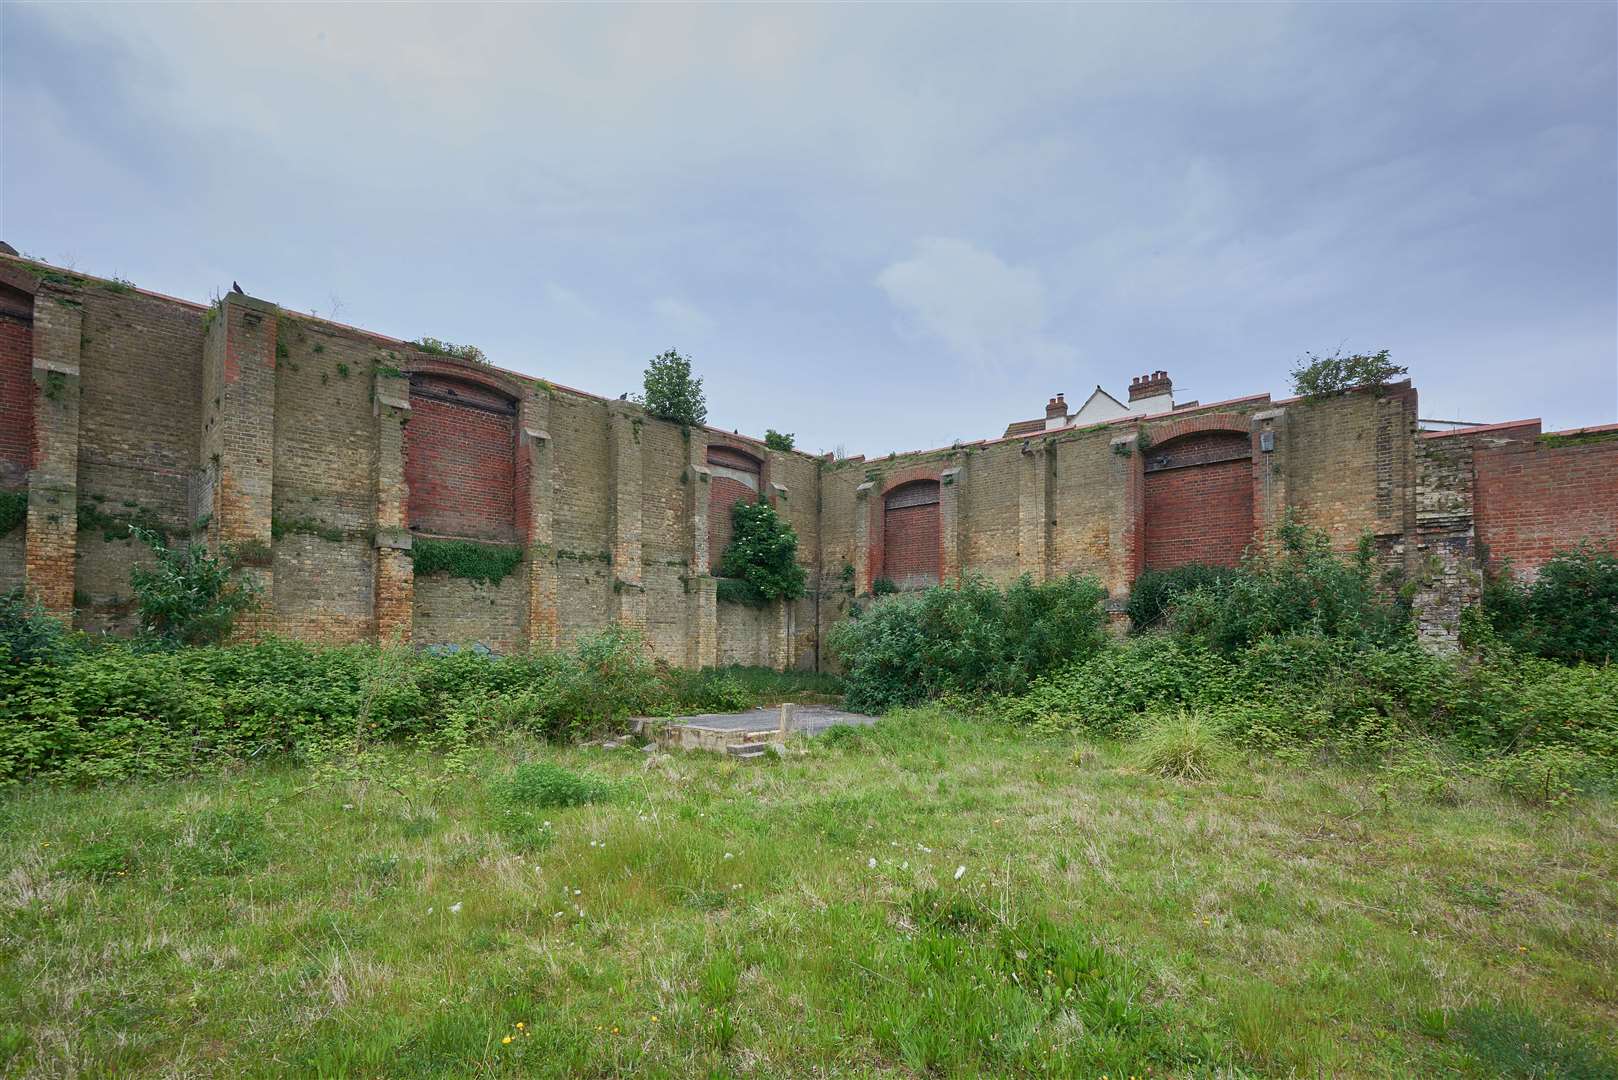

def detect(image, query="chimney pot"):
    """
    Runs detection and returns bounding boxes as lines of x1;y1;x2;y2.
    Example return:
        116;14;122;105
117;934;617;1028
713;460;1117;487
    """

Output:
1128;370;1174;402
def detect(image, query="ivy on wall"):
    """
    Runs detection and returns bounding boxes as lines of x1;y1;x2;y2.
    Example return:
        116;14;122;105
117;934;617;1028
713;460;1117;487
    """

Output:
410;536;524;584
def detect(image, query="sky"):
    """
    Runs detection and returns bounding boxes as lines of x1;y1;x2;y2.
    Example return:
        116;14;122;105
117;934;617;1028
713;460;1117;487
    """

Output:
4;3;1615;455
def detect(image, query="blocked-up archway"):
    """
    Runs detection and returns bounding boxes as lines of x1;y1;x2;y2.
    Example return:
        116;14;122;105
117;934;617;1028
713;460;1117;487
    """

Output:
883;479;941;588
1143;430;1253;570
708;444;762;568
404;372;518;541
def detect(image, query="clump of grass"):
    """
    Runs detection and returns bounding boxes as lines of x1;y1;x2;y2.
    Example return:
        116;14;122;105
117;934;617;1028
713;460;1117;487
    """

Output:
499;760;611;809
1131;709;1230;780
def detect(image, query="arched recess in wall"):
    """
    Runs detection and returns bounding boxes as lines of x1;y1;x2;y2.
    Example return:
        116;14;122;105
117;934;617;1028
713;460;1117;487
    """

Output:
883;479;941;588
707;444;762;569
404;372;519;540
0;282;34;492
1142;429;1253;571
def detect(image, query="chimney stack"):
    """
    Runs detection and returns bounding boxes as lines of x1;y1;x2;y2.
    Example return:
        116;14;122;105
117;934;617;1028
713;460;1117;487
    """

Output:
1045;393;1067;420
1128;370;1173;403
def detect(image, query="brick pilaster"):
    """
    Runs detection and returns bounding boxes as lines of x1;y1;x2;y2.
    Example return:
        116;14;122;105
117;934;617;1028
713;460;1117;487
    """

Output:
24;293;81;616
939;466;964;581
608;403;646;631
687;433;717;667
853;480;875;595
202;293;278;635
1106;431;1145;597
1250;407;1290;547
520;392;559;650
372;367;413;644
1018;439;1051;580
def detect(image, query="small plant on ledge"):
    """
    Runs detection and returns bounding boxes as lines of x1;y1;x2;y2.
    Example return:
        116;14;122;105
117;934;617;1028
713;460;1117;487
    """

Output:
412;337;489;364
633;349;707;428
764;429;795;451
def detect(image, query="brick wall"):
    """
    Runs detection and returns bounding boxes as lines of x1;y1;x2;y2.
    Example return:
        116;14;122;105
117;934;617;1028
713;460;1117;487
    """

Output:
1474;429;1618;579
1143;431;1254;570
405;373;518;541
7;252;1614;663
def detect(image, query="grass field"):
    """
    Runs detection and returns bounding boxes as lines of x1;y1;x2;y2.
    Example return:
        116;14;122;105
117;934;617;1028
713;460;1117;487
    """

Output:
2;707;1615;1078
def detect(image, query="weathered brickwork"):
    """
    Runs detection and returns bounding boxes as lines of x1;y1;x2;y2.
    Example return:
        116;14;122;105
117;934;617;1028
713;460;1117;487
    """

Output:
1;252;1612;665
1475;427;1618;579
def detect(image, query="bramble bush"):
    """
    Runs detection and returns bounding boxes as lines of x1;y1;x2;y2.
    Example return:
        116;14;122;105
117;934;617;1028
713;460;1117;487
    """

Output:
1475;544;1617;664
1167;520;1410;653
828;574;1108;714
1124;564;1236;633
0;608;836;785
128;526;259;646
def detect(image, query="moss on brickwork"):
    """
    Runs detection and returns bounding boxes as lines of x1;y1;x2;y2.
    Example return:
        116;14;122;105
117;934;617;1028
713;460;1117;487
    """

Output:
411;536;524;584
270;516;348;544
1539;430;1618;449
77;502;168;544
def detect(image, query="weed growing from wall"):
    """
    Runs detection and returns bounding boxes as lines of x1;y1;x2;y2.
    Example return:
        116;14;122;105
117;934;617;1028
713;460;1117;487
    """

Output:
270;516;348;544
716;500;805;607
412;337;488;364
411;537;524;585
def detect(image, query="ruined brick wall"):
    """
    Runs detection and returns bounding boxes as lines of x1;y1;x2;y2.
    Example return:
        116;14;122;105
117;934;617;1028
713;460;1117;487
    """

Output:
5;252;1613;665
1475;427;1618;579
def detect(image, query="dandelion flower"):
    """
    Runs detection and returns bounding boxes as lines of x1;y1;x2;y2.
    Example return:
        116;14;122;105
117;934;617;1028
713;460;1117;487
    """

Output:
502;1035;513;1045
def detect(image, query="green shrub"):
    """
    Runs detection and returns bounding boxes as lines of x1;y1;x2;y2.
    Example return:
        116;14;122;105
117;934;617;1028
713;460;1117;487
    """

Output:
829;574;1108;713
499;761;613;809
716;499;806;607
1478;545;1617;663
1484;746;1604;807
635;348;706;427
412;337;487;364
870;577;898;597
128;527;260;646
0;589;79;667
1168;520;1410;653
1125;564;1237;632
763;429;794;451
1130;710;1230;780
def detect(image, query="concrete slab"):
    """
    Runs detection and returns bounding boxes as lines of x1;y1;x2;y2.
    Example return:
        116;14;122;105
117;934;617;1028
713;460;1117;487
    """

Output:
630;705;877;754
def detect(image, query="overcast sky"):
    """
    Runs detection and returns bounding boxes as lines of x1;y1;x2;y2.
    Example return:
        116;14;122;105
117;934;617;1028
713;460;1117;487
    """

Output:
4;3;1614;454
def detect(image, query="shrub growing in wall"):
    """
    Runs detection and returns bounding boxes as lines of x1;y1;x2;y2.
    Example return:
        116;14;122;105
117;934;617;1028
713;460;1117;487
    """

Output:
636;348;707;428
764;429;795;451
717;499;806;607
1125;564;1237;633
1289;348;1407;399
128;527;260;646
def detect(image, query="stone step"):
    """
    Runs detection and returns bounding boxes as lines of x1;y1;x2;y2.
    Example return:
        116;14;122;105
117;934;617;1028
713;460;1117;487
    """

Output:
725;742;777;760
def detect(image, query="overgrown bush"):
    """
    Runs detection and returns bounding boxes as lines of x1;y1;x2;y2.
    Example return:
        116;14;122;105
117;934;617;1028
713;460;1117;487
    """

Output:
1168;520;1410;653
499;761;613;809
1125;564;1236;633
1289;348;1406;399
828;574;1108;714
717;499;806;607
0;589;78;667
764;429;794;451
1476;545;1617;663
635;348;706;427
128;527;260;646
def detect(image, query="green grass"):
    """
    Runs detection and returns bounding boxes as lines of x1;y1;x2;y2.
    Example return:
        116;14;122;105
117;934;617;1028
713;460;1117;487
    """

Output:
2;706;1615;1078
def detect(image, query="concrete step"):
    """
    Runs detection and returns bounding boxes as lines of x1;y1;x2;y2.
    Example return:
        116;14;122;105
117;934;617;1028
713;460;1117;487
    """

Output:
725;742;777;760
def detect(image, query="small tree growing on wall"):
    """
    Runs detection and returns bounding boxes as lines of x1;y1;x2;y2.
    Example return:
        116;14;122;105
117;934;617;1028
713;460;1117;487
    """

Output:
764;429;795;451
1289;348;1407;400
717;499;806;607
636;349;707;428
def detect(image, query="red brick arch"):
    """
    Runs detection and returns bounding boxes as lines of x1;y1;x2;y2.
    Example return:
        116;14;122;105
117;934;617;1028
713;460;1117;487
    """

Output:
708;443;762;569
1141;422;1255;571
